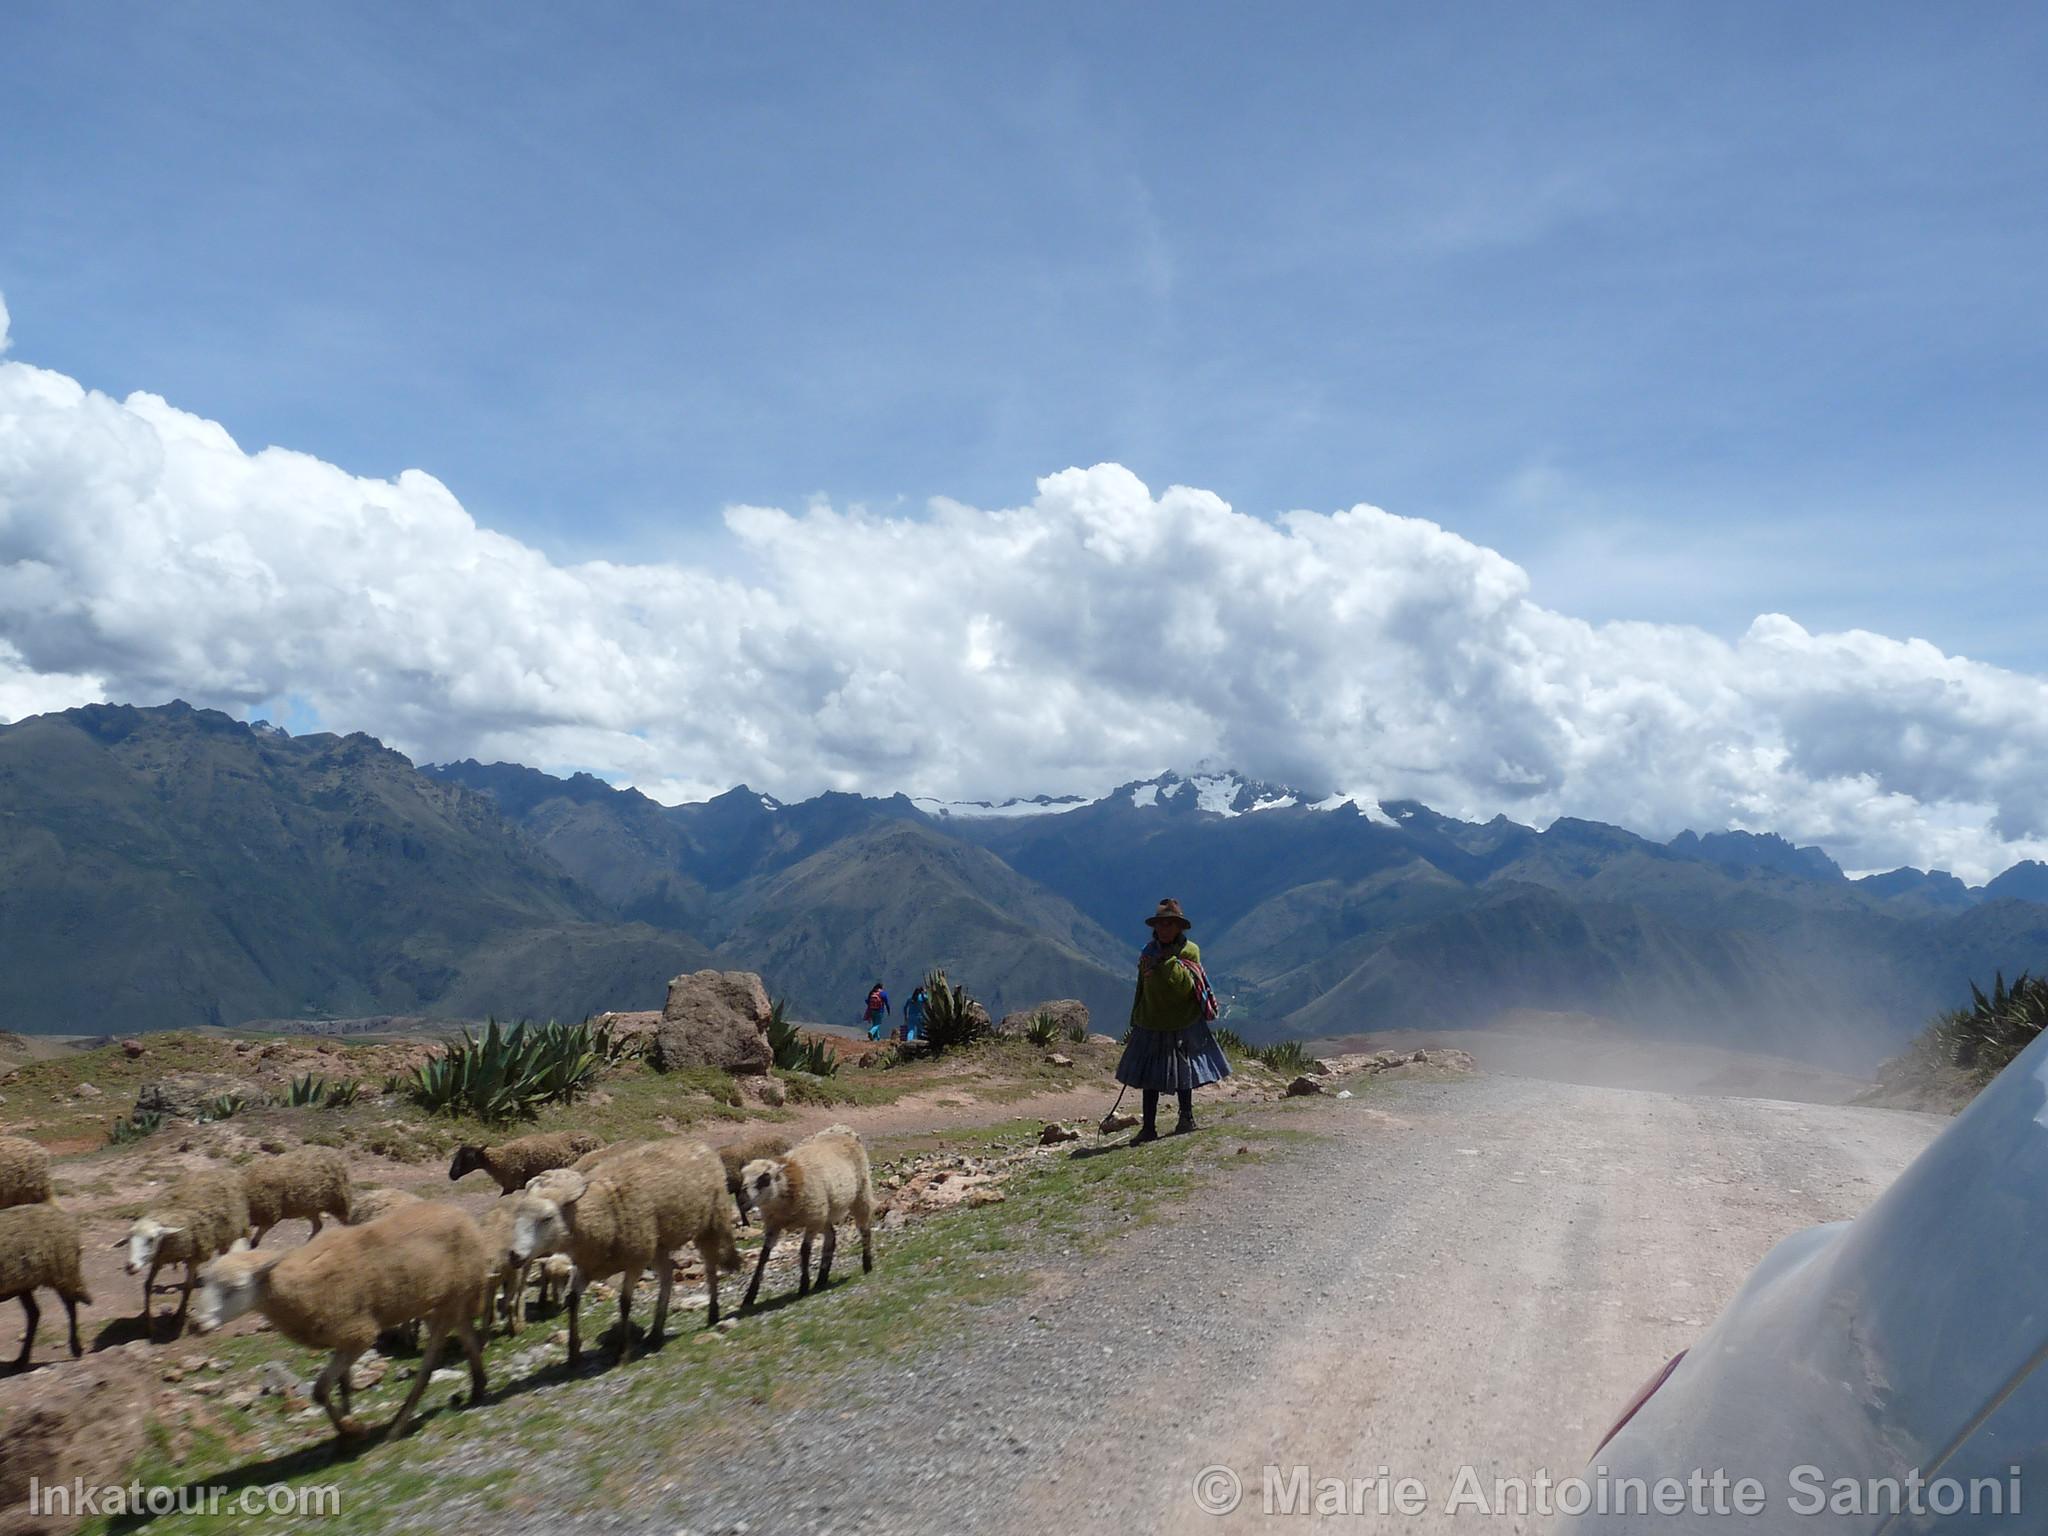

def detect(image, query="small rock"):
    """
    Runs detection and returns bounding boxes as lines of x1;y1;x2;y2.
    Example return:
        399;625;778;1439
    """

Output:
714;1317;739;1333
746;1076;787;1107
74;1083;103;1100
257;1361;304;1396
1098;1112;1140;1134
1045;1053;1073;1067
1236;1145;1251;1156
222;1386;261;1410
349;1354;387;1390
121;1039;146;1059
1306;1059;1331;1076
429;1367;463;1386
1039;1123;1081;1145
1411;1049;1428;1063
1336;1089;1354;1100
549;1330;570;1346
1285;1075;1324;1097
159;1364;185;1383
966;1188;1006;1207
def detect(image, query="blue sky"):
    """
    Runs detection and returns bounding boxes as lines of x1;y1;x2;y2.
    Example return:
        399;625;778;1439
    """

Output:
4;3;2044;669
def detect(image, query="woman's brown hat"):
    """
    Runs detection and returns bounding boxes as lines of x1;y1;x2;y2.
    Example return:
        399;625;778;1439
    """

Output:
1145;898;1191;931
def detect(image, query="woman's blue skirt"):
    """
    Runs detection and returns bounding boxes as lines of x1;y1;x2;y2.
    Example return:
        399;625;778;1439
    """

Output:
1115;1021;1233;1092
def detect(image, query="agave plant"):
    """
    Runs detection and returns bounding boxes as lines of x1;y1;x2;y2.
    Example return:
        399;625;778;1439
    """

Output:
322;1079;364;1109
1211;1025;1250;1058
199;1092;249;1122
404;1017;604;1121
1024;1011;1061;1047
1252;1039;1312;1075
287;1073;326;1107
1950;972;2048;1076
107;1109;165;1146
919;969;990;1055
765;999;841;1077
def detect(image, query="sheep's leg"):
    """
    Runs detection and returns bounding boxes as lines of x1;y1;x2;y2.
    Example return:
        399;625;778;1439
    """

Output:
62;1293;83;1359
566;1282;584;1366
816;1225;837;1289
312;1352;364;1439
732;1192;750;1228
647;1261;674;1348
479;1272;501;1338
703;1254;722;1328
454;1315;487;1405
854;1193;875;1273
10;1293;37;1373
140;1259;161;1321
742;1227;779;1310
172;1265;196;1334
617;1269;639;1361
382;1324;447;1443
797;1232;814;1296
508;1259;529;1335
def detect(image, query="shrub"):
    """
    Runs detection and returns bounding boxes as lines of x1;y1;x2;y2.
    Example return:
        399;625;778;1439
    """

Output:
322;1079;364;1108
1946;972;2048;1077
764;999;839;1075
403;1016;605;1121
1252;1039;1312;1075
108;1110;165;1146
1065;1015;1089;1045
919;969;990;1054
287;1073;326;1107
200;1092;250;1122
1024;1012;1061;1047
1211;1026;1249;1058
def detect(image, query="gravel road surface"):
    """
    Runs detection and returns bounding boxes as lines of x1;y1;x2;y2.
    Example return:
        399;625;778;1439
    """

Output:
527;1071;1941;1536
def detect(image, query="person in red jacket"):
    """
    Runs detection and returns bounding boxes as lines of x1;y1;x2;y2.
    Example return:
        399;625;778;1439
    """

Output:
862;981;891;1041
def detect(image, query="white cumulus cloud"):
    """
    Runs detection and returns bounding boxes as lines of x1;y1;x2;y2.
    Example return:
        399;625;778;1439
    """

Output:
1;299;2044;882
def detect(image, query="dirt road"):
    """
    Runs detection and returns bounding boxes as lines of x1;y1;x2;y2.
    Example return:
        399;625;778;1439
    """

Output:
640;1072;1943;1536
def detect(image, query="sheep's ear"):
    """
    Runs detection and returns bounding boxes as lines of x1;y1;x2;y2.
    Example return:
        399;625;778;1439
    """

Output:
157;1223;186;1239
529;1168;587;1204
109;1235;130;1249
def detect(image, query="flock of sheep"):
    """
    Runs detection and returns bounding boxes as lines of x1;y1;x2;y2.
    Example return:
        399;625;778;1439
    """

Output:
0;1120;879;1446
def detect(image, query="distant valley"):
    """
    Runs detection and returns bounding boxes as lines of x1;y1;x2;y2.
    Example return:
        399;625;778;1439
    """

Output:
5;700;2047;1067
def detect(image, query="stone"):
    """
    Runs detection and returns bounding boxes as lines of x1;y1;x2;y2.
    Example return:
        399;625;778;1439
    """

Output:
1045;1053;1074;1068
651;970;774;1075
1098;1112;1140;1134
1305;1059;1332;1076
591;1010;662;1054
222;1385;261;1411
72;1083;102;1099
134;1073;266;1120
1336;1089;1355;1100
0;1353;156;1530
120;1039;146;1059
1039;1123;1081;1145
1285;1075;1323;1098
741;1074;787;1107
257;1361;305;1396
995;999;1091;1040
349;1353;387;1390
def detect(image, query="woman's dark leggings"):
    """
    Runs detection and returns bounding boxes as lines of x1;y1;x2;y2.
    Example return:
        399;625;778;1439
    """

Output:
1141;1087;1193;1131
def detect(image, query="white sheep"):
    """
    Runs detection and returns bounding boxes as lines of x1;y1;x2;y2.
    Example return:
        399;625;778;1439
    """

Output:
448;1131;603;1194
241;1146;352;1246
0;1201;91;1372
194;1200;488;1444
715;1129;793;1226
119;1170;251;1333
0;1135;53;1211
508;1138;741;1366
737;1124;876;1309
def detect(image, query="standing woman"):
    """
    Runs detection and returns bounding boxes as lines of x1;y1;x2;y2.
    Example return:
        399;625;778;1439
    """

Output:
1116;898;1231;1142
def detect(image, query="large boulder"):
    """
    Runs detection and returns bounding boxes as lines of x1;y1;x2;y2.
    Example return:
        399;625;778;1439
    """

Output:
651;971;773;1075
995;998;1091;1039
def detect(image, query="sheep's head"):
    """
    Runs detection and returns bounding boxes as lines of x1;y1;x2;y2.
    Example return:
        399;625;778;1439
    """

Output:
737;1158;788;1219
448;1144;488;1183
193;1241;277;1333
510;1169;585;1264
706;1218;743;1271
119;1216;184;1275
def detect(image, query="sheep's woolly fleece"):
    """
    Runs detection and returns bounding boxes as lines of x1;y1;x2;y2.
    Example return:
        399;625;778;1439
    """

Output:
1;295;2043;880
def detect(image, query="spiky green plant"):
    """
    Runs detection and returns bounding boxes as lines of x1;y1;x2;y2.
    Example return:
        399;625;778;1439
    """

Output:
404;1016;605;1121
287;1073;326;1107
199;1092;249;1122
1065;1015;1089;1045
321;1079;364;1109
765;999;841;1077
1211;1026;1250;1058
1949;972;2048;1076
919;969;990;1054
1252;1039;1312;1074
108;1109;165;1146
1024;1011;1061;1047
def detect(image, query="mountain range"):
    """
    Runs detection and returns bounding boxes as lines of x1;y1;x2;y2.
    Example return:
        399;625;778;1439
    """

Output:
5;702;2046;1067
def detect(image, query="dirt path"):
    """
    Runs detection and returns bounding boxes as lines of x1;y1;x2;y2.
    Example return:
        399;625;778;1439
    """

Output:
603;1072;1942;1535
